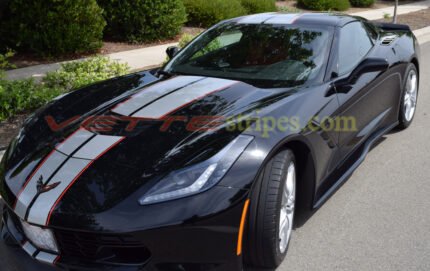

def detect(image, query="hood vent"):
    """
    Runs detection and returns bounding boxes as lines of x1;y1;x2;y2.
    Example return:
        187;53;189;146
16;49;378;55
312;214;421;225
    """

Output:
381;34;398;46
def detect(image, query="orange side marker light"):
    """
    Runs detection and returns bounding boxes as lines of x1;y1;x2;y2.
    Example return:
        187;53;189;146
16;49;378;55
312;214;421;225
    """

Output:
237;199;250;256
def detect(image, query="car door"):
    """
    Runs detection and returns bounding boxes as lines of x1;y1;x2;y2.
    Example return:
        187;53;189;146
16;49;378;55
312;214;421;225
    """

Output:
331;21;398;161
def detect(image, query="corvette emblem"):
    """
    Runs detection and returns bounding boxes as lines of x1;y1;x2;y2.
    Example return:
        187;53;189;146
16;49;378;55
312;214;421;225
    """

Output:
36;175;61;194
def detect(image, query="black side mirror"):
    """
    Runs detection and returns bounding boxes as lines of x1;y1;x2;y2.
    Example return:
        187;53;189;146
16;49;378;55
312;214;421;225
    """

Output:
166;46;179;59
332;58;389;94
349;58;389;84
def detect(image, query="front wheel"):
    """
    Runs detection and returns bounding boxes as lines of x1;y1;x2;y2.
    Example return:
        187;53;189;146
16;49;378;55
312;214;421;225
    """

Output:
245;150;296;269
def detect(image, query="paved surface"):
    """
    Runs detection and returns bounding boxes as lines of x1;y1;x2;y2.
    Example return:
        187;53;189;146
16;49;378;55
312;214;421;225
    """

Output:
277;42;430;271
415;26;430;45
5;0;430;81
1;38;430;271
5;42;178;81
351;0;430;20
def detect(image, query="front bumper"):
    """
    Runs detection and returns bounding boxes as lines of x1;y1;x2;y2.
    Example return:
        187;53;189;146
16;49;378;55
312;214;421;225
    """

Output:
1;186;248;271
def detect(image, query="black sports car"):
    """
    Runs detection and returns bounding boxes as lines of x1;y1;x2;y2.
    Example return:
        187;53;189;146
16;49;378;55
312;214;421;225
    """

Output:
0;13;420;271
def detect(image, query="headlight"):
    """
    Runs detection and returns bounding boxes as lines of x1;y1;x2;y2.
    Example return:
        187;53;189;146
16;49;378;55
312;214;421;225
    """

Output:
139;135;253;205
21;220;58;253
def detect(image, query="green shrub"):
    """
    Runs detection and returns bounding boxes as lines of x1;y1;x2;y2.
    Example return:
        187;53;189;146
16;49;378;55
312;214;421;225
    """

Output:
0;56;130;121
277;6;301;13
0;50;15;78
298;0;350;11
98;0;187;43
350;0;374;7
240;0;277;14
183;0;246;27
44;56;130;92
178;33;197;48
0;0;105;56
0;79;62;121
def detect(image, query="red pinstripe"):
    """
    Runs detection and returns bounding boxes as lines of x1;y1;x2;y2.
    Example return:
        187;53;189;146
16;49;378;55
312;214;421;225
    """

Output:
158;82;239;119
45;137;125;225
13;149;56;210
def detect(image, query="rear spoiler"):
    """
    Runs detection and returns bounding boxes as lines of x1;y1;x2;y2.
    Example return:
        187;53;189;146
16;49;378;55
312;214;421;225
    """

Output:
373;22;411;32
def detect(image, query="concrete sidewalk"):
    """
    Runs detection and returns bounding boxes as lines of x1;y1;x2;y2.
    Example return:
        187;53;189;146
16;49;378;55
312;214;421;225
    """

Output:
4;0;430;81
5;42;178;81
350;0;430;19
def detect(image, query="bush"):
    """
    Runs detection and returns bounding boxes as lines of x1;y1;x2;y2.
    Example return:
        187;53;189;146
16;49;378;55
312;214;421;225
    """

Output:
0;79;62;121
98;0;187;43
240;0;277;14
350;0;374;7
178;33;197;49
298;0;350;11
0;0;105;56
277;6;301;13
0;56;130;121
44;56;130;92
183;0;246;27
0;50;15;78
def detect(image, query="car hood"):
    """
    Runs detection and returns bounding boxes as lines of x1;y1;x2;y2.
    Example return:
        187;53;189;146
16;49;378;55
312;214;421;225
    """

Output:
0;73;297;227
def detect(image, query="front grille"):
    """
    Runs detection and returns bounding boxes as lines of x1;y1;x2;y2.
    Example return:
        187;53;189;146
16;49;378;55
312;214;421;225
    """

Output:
55;229;150;264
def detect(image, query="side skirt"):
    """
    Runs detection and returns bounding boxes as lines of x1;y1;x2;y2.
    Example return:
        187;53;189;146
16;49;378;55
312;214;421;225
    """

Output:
313;121;399;209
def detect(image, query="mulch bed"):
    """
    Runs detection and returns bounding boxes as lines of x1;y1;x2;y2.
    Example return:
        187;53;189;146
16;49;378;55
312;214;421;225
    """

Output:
1;10;429;149
276;0;396;14
8;27;204;69
0;114;27;150
373;8;430;30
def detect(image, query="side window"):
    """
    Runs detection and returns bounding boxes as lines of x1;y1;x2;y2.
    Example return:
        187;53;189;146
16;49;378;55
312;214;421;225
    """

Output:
338;22;373;75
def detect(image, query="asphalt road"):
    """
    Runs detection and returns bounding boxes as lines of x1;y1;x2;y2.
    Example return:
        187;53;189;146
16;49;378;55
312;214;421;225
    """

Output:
278;41;430;271
1;42;429;271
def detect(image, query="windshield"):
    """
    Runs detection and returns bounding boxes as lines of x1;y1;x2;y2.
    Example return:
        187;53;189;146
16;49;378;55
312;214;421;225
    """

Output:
164;23;333;88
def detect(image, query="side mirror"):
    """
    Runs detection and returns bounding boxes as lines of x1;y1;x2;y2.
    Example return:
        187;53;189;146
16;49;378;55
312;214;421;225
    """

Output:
333;58;389;94
166;46;179;59
349;58;389;84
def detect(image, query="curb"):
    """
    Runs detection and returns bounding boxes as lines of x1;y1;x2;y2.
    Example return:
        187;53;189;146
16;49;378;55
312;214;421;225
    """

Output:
414;26;430;45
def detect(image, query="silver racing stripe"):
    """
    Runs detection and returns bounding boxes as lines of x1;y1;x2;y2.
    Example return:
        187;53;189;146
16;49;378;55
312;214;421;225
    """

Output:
25;133;124;226
26;158;92;225
263;14;302;24
14;151;68;220
111;76;203;116
132;78;237;119
22;241;37;256
73;135;124;160
237;13;277;24
35;251;59;265
55;128;94;155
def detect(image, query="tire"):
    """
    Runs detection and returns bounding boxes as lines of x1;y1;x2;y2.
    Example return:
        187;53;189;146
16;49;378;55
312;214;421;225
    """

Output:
245;149;296;269
398;63;419;129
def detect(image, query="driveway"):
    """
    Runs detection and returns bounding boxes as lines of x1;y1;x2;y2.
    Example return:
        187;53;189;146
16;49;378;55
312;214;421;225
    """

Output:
1;42;430;271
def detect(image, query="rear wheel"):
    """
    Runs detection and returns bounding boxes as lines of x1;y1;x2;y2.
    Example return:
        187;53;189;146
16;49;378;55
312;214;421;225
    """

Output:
398;63;419;129
245;150;296;268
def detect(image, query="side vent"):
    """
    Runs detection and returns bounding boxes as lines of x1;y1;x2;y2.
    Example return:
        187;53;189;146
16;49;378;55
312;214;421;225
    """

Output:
381;34;398;46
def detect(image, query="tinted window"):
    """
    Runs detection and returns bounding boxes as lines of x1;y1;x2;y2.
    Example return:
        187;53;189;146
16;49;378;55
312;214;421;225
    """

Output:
164;23;333;88
338;22;373;75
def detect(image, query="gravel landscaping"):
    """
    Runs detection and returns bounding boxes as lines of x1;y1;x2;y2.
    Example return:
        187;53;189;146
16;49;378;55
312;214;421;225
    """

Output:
374;8;430;30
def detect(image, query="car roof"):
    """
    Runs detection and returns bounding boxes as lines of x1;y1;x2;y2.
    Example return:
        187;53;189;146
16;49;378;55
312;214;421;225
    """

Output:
230;12;361;27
